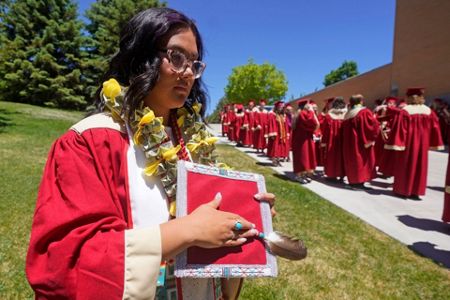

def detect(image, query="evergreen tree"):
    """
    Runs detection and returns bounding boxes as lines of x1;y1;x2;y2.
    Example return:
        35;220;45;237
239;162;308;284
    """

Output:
0;0;86;109
323;60;359;87
83;0;165;100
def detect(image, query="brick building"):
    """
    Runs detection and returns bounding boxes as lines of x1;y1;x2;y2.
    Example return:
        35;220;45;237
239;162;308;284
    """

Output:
293;0;450;110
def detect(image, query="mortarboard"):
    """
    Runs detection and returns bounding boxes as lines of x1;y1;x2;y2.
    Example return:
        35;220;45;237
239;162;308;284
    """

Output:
406;87;425;96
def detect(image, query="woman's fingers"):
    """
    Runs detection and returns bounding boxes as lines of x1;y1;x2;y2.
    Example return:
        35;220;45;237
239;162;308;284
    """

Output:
254;192;276;208
224;237;247;247
237;228;259;239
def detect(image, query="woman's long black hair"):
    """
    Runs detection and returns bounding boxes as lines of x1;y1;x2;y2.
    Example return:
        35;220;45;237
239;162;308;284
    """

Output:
94;7;208;123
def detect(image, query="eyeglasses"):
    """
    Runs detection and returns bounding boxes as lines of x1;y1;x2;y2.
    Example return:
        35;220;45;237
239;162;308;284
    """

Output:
159;49;206;79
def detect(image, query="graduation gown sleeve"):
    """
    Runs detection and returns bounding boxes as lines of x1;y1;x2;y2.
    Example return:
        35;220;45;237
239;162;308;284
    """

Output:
357;109;380;148
26;122;162;300
429;110;445;150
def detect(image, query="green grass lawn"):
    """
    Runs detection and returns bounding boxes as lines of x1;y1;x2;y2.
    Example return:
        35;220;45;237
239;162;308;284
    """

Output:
1;101;449;299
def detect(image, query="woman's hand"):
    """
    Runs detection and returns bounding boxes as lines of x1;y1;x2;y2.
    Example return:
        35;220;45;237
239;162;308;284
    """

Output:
185;193;259;248
254;192;276;217
160;192;274;260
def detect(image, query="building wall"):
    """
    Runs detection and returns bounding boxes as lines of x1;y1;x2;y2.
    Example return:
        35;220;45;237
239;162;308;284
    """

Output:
390;0;450;100
299;64;391;110
293;0;450;111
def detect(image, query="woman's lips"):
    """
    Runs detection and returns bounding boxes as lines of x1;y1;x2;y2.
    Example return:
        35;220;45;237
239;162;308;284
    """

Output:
174;85;188;93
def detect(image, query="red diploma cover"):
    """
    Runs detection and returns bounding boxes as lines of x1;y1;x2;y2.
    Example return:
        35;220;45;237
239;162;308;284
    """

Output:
175;161;277;278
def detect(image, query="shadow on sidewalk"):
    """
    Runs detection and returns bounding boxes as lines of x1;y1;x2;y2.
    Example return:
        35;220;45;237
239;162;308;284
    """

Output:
408;241;450;268
427;186;445;193
397;215;450;235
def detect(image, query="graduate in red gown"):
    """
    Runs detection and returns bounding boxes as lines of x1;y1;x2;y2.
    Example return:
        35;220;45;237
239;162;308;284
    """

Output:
342;94;380;187
443;120;450;223
267;101;289;166
241;100;257;147
376;97;399;177
284;103;294;159
373;99;386;169
234;104;245;145
309;101;324;169
25;8;275;299
431;98;449;145
385;88;444;199
318;97;335;168
292;99;319;184
321;97;347;181
227;104;237;142
220;105;230;137
253;99;269;153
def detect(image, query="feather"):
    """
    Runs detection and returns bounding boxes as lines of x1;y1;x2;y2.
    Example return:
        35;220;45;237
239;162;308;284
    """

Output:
262;231;307;260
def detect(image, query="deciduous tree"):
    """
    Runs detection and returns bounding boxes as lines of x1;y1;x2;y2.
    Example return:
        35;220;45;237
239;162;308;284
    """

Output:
224;59;288;104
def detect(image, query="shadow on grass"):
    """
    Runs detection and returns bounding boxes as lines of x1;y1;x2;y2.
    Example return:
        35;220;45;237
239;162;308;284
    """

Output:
408;241;450;268
256;161;276;167
0;108;18;132
273;172;296;182
397;215;450;235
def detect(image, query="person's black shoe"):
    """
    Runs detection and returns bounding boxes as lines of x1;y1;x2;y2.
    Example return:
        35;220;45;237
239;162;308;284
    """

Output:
349;183;371;190
294;176;309;184
409;195;422;201
325;177;339;182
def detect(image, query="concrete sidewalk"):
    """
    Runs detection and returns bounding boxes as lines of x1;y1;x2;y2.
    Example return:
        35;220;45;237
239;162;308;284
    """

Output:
208;124;450;268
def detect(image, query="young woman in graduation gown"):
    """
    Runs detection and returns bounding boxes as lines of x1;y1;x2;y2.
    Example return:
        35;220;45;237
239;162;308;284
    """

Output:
26;8;275;300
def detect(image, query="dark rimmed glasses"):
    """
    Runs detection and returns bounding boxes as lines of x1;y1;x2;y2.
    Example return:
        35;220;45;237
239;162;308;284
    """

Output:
159;49;206;79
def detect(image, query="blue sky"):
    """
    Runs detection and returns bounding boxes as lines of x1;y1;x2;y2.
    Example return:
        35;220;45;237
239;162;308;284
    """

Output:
78;0;396;114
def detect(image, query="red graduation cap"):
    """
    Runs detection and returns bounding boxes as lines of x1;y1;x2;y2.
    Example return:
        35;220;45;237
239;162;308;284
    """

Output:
248;99;255;105
406;87;425;96
397;98;406;107
274;100;285;108
235;104;244;110
296;98;310;106
325;97;334;106
259;99;267;105
285;103;293;108
385;96;398;105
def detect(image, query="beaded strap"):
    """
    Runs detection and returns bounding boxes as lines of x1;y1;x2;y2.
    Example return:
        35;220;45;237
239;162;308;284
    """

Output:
170;110;191;162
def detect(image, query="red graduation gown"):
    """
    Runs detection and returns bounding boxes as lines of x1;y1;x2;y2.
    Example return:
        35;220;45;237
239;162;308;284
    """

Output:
377;107;402;177
241;109;255;146
385;104;444;196
235;112;245;144
321;109;346;178
443;125;450;222
26;125;131;299
266;112;288;158
292;109;318;173
227;110;236;142
253;110;268;150
342;106;380;184
221;111;229;136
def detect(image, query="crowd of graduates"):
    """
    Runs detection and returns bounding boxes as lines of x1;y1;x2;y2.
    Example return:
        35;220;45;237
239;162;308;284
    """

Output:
220;88;450;223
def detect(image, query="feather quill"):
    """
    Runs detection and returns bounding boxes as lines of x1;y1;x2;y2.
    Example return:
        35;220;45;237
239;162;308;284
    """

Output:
261;231;307;260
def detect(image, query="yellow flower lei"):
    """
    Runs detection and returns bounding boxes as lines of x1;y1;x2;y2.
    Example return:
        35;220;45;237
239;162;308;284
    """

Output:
101;79;228;216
